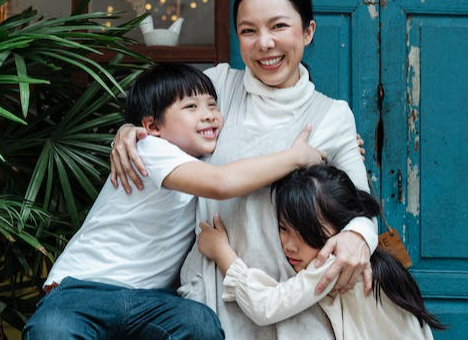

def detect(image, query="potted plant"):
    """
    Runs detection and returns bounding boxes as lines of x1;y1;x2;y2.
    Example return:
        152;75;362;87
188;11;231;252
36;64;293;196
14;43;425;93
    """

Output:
0;0;151;335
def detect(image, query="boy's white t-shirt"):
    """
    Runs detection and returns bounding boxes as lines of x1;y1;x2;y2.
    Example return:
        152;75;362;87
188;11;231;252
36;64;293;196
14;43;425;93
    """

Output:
45;136;200;289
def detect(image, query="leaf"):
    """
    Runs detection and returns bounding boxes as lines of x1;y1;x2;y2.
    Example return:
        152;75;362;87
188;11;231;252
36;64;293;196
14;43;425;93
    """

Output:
0;106;27;124
0;75;49;84
38;50;115;98
53;148;79;226
13;54;30;118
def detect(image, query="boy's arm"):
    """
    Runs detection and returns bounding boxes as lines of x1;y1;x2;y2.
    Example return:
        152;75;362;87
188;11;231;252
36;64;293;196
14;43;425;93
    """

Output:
163;126;324;199
222;257;337;326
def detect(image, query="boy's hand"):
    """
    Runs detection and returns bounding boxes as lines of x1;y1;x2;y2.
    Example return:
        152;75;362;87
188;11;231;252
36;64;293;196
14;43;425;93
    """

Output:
198;214;238;275
291;125;327;168
110;124;148;194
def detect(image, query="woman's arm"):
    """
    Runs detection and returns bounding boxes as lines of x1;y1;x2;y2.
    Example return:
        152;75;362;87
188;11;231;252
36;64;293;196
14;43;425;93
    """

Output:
314;102;377;295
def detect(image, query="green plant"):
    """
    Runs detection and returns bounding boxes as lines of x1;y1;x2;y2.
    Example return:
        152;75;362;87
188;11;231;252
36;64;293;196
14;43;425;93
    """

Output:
0;0;151;335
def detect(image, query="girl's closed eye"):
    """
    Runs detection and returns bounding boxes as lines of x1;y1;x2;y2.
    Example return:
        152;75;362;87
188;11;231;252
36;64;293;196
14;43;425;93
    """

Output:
272;22;288;29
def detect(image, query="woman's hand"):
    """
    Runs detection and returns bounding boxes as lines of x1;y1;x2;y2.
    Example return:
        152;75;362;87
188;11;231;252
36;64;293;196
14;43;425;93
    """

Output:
356;134;365;161
198;214;238;275
291;125;327;168
110;124;148;194
314;231;372;296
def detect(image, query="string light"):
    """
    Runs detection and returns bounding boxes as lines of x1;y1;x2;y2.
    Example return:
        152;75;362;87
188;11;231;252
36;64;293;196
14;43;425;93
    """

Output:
161;14;167;21
160;0;167;4
171;14;178;21
145;3;152;10
190;2;197;9
107;5;114;13
202;0;208;3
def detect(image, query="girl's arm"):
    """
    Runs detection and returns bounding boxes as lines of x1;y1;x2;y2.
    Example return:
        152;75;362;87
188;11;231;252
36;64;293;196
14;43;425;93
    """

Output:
197;216;336;326
162;126;325;200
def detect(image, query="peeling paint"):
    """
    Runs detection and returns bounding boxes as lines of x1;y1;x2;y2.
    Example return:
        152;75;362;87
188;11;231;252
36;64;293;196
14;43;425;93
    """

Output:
406;161;420;216
408;46;421;107
402;224;407;243
408;109;419;134
371;173;378;183
368;5;379;20
414;135;419;152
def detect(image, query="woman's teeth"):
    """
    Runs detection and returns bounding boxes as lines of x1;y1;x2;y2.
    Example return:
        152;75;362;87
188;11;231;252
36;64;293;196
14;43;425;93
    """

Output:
260;56;283;66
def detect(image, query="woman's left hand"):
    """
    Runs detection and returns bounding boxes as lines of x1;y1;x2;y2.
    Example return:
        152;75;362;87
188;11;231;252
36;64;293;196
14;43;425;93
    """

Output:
357;134;366;161
314;231;372;295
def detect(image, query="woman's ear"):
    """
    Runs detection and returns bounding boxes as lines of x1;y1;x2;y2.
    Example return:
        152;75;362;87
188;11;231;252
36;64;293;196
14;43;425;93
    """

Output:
141;116;161;136
304;20;316;46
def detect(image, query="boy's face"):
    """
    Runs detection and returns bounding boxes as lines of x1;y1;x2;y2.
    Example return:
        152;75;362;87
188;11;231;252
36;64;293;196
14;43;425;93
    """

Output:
157;94;223;157
279;220;319;272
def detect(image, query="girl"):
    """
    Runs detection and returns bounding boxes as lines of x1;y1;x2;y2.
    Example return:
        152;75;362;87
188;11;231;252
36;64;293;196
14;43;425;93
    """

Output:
198;165;445;340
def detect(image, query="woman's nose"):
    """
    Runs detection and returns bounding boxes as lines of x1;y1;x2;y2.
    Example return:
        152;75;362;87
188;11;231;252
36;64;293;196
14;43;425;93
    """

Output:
258;31;275;51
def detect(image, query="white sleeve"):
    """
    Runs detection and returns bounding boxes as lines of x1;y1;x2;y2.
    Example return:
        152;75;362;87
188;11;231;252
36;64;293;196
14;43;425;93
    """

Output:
324;101;378;252
136;137;200;189
222;257;337;326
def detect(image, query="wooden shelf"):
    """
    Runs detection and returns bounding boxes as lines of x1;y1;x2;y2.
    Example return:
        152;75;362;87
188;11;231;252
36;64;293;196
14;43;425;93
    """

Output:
94;45;218;64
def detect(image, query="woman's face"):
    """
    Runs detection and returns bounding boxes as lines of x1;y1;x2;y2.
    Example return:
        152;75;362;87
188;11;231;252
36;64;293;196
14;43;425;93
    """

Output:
236;0;315;89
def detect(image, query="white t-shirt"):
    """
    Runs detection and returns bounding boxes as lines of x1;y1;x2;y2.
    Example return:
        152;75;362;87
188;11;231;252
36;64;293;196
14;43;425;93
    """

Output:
45;136;199;289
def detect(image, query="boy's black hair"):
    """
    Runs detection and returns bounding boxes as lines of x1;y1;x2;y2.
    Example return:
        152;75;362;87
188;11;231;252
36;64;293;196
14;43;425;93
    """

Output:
125;63;217;127
272;164;446;330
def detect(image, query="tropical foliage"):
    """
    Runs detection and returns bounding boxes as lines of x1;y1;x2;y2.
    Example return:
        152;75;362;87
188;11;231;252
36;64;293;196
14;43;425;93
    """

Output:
0;0;151;335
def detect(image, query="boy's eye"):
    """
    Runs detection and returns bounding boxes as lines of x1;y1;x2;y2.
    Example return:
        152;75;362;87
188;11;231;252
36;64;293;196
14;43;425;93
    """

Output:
209;102;218;108
184;104;197;109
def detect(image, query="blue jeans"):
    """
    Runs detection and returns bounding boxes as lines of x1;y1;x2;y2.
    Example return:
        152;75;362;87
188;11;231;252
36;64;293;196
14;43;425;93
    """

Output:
23;277;224;340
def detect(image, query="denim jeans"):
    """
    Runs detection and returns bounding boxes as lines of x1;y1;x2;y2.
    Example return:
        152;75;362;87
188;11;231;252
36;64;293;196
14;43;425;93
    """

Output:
23;277;224;340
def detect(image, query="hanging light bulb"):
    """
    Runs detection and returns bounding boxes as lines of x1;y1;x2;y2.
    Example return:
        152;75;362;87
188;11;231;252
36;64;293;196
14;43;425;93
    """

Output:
190;2;197;9
160;0;167;4
103;21;112;27
145;3;152;11
107;5;114;13
171;14;178;21
202;0;208;3
161;14;167;21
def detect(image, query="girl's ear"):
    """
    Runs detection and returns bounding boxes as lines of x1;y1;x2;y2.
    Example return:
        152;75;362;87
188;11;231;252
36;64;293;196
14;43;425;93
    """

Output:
141;116;161;136
304;20;316;46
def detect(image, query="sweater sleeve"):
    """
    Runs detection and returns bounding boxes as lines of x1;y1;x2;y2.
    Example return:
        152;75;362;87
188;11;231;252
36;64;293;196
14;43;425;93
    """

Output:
324;101;378;252
222;257;337;326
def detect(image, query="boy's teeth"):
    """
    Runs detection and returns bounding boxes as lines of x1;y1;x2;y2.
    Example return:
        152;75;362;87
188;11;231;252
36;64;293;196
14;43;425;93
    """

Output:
201;129;214;136
260;57;282;66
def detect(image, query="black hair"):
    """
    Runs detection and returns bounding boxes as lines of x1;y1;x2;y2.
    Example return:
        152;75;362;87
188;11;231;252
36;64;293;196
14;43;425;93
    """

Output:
233;0;314;33
125;63;217;127
272;164;446;330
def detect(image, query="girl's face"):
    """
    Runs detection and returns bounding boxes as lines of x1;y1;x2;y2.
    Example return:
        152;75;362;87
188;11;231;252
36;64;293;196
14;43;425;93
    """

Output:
236;0;315;89
154;94;223;157
279;220;319;272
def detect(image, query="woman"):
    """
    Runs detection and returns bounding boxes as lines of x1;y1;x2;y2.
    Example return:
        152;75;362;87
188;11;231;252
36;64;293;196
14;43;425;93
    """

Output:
111;0;377;339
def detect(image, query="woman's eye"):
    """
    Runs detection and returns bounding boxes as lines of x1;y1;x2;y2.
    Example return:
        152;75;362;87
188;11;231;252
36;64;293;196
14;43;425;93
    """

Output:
239;28;255;35
279;225;287;232
273;23;288;29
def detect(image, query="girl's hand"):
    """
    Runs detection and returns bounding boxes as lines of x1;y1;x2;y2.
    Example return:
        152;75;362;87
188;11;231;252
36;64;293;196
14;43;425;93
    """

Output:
110;124;148;194
356;134;366;161
314;231;372;296
198;214;238;275
291;125;327;168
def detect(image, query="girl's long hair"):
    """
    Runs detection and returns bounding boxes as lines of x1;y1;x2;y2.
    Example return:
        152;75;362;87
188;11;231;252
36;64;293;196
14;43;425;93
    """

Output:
272;165;446;330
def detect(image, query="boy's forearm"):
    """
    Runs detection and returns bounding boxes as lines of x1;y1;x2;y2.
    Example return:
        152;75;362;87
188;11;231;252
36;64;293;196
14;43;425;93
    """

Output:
214;149;302;198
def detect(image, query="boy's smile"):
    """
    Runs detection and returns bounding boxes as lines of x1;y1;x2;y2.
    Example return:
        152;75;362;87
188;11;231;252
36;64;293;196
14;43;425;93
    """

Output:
153;94;223;157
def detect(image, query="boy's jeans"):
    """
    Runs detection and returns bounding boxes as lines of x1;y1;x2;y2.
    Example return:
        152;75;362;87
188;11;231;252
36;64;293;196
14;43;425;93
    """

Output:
23;277;224;340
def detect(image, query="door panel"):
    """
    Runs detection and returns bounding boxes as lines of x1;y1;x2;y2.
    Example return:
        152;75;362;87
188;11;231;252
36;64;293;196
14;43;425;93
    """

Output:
381;1;468;338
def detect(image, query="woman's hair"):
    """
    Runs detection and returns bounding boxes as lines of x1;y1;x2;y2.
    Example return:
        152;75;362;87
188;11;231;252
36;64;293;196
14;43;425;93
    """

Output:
272;164;446;330
125;63;217;127
233;0;314;33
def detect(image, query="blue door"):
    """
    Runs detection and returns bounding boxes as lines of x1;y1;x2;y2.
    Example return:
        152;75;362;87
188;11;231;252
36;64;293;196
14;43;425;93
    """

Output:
230;0;468;338
380;1;468;339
